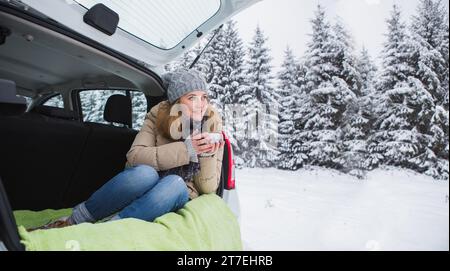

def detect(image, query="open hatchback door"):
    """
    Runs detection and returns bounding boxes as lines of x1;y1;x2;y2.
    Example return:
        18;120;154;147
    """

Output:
17;0;262;73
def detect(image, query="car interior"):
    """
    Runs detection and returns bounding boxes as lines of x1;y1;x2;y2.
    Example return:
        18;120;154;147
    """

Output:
0;5;163;211
0;4;227;227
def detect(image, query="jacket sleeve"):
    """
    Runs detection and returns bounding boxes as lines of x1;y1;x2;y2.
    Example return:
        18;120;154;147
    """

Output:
193;146;224;194
126;107;190;171
192;118;224;195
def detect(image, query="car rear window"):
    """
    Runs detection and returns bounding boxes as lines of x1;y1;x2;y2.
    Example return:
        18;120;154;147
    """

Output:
74;0;221;49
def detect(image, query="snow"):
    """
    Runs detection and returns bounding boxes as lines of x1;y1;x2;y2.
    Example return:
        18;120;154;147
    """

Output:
236;167;449;251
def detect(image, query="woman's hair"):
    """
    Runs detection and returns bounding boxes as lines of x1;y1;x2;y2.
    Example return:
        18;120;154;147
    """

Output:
156;99;219;141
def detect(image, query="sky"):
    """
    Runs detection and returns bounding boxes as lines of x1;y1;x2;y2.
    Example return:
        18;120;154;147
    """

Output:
232;0;449;72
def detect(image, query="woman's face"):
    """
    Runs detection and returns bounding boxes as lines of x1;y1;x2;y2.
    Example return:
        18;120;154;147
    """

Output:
179;90;209;122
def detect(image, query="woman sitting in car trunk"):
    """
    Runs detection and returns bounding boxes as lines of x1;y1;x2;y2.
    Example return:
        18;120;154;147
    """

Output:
32;69;225;230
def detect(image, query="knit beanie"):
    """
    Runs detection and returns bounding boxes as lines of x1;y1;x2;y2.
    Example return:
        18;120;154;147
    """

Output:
161;69;208;103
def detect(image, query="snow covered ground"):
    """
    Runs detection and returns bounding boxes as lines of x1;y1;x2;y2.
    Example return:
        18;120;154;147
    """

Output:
236;167;449;251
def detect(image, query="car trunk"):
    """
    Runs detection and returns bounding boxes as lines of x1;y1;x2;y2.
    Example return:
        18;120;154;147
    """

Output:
0;0;244;251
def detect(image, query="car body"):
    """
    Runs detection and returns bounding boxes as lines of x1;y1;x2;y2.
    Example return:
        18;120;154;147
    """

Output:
0;0;261;251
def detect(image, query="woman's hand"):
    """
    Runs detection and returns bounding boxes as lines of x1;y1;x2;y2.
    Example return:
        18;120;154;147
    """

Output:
191;132;224;155
205;141;225;154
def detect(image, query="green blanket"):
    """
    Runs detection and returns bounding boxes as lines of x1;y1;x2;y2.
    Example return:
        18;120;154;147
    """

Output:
14;194;242;251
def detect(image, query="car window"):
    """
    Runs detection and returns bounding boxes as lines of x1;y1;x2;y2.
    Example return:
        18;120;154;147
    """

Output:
74;0;221;49
130;91;147;130
43;94;64;108
79;90;147;130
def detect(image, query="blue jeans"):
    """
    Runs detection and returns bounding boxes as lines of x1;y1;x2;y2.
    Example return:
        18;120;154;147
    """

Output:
70;165;189;224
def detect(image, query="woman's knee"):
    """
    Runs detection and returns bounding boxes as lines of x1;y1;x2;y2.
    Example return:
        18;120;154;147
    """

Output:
125;165;159;188
164;175;189;201
129;164;158;178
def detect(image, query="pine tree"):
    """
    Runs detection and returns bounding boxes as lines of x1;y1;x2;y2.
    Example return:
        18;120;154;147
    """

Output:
369;5;414;169
329;18;366;176
203;32;227;108
297;5;358;170
331;18;363;95
439;15;449;109
221;20;247;105
304;5;338;93
369;3;449;179
429;105;449;179
358;47;378;95
409;0;449;179
219;21;249;161
296;78;355;169
375;5;415;92
340;48;378;178
290;61;310;169
245;25;279;168
233;82;258;168
355;47;379;172
277;46;301;170
410;0;447;104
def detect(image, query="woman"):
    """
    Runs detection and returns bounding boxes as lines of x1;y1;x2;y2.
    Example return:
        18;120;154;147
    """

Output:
32;69;224;230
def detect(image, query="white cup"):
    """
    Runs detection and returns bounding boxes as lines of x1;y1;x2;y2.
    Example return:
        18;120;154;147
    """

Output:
208;132;223;144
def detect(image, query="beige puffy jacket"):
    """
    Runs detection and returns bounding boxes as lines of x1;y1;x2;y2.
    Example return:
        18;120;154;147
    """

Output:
125;101;224;199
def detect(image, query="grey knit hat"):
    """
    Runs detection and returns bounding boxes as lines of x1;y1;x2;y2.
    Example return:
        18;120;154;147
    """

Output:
161;69;208;103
